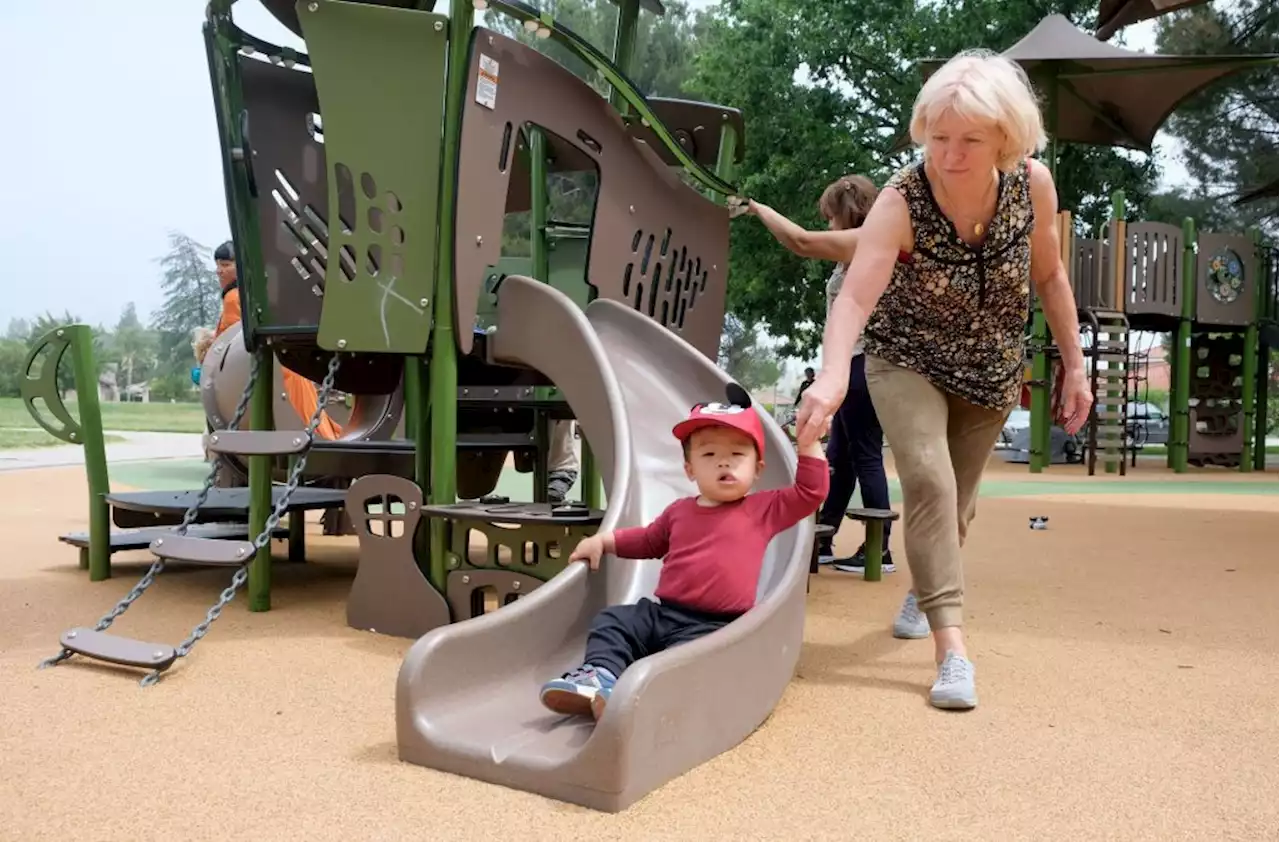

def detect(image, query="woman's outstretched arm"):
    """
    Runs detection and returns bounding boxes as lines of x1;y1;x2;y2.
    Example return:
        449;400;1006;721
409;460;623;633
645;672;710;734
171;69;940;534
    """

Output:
748;200;860;264
793;188;911;442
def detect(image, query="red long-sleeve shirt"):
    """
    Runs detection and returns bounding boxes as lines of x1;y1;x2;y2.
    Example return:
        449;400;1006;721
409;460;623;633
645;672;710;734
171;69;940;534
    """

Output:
611;455;829;615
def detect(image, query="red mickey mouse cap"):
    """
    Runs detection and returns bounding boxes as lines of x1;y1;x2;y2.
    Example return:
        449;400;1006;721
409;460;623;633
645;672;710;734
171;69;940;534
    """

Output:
672;388;766;457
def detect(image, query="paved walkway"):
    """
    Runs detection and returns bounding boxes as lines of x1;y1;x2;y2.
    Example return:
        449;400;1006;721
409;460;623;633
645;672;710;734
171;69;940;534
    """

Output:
0;431;205;473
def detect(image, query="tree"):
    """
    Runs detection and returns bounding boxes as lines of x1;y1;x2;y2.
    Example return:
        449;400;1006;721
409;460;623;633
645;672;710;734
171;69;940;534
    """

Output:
107;302;158;398
151;231;220;393
152;232;220;337
1155;0;1278;236
691;0;1162;358
718;313;781;391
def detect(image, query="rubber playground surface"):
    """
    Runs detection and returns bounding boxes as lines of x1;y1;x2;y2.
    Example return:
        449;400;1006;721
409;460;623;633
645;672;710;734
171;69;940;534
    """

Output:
0;456;1275;840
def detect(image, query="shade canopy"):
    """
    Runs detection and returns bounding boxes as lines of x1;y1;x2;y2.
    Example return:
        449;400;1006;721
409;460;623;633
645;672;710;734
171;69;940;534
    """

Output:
1095;0;1208;41
909;14;1276;154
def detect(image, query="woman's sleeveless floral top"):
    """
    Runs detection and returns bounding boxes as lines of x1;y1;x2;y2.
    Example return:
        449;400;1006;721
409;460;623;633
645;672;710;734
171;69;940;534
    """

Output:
862;159;1035;411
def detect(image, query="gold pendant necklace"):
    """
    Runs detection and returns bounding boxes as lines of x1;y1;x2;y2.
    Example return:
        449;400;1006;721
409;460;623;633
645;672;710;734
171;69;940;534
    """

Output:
973;221;984;237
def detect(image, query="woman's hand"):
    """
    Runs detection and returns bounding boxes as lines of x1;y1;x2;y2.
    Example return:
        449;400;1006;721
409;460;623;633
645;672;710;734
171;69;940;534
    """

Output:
794;368;847;449
1056;366;1093;435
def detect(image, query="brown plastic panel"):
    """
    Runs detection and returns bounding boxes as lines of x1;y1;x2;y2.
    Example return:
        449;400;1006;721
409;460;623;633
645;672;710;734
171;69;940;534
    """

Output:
396;285;813;812
454;31;729;359
628;98;745;168
1196;232;1257;327
1071;238;1109;310
238;55;332;331
149;535;256;566
344;475;452;639
60;628;177;671
1124;221;1183;318
206;430;312;456
445;569;545;622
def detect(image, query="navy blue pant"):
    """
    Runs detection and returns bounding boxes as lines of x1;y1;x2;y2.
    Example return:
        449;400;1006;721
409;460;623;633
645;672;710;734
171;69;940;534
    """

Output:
584;598;740;679
818;354;892;551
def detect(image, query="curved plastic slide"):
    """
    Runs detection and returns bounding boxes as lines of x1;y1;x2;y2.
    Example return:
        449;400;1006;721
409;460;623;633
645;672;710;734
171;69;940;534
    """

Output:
395;276;814;812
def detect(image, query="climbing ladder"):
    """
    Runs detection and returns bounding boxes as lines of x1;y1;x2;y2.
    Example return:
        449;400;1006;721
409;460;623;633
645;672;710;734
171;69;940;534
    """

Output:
38;353;342;687
1081;308;1130;476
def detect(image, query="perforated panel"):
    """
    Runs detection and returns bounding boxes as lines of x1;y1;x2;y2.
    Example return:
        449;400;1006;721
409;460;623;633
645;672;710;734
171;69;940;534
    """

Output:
454;31;729;359
299;2;447;354
238;55;331;332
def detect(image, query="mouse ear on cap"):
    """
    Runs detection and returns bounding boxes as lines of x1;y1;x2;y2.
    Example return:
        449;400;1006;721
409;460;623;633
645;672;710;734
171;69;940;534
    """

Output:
724;382;751;409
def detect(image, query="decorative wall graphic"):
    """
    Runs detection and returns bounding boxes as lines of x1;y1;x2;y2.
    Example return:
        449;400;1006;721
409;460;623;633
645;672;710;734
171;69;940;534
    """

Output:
1205;247;1245;304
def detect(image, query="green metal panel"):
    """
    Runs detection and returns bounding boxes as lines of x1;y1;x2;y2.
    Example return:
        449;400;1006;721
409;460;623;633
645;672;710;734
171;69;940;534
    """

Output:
547;237;592;311
474;256;535;330
21;326;111;581
298;0;448;354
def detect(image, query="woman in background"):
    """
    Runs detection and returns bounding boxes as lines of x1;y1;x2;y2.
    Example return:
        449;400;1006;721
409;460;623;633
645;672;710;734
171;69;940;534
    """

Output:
746;175;895;575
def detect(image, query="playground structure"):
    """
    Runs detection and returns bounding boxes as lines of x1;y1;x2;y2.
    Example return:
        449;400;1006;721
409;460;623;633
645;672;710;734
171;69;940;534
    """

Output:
18;0;1275;815
1015;191;1277;475
20;0;819;814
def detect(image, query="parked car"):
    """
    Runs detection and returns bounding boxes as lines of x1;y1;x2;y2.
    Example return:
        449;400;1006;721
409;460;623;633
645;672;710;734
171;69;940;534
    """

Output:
998;408;1031;448
1125;400;1169;447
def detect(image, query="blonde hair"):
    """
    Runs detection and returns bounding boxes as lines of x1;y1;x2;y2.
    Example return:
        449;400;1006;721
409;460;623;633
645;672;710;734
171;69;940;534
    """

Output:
909;49;1047;172
192;327;215;364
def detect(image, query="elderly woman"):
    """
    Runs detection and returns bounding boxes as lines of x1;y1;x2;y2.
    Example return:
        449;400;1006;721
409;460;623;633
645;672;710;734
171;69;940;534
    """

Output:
795;49;1092;710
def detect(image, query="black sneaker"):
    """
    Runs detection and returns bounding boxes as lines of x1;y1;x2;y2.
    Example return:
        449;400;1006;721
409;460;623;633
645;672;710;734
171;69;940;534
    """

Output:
832;546;895;574
547;469;577;504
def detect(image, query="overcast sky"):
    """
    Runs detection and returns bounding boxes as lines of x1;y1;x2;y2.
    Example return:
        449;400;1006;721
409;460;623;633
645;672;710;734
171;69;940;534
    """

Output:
0;1;1174;343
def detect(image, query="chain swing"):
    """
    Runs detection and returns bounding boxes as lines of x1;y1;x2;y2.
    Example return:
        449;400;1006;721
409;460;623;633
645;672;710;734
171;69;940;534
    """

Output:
38;352;343;687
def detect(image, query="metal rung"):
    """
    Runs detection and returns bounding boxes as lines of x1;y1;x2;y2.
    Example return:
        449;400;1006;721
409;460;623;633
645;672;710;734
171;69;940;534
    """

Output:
1095;410;1126;420
150;535;256;565
60;628;177;670
1094;341;1128;352
207;430;311;455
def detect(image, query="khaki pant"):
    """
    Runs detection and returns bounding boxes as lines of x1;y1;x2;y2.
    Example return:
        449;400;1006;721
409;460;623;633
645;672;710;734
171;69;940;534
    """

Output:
864;355;1012;630
549;420;578;474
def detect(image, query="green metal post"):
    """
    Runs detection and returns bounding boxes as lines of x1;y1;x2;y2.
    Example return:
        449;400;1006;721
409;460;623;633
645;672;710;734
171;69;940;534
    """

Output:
609;0;640;113
1171;217;1196;473
715;118;738;189
1239;229;1263;473
1253;248;1274;471
404;357;430;488
1028;78;1057;473
528;127;554;503
66;327;112;582
424;0;472;594
247;345;275;611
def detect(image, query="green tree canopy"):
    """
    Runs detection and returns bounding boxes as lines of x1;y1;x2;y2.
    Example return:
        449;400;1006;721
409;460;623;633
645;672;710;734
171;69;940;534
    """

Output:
691;0;1162;357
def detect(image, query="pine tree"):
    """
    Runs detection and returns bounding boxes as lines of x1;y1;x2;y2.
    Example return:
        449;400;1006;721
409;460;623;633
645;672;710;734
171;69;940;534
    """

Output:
152;231;221;335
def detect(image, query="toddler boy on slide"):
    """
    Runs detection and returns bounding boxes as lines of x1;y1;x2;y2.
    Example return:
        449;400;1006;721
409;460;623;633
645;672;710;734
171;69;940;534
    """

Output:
540;388;829;720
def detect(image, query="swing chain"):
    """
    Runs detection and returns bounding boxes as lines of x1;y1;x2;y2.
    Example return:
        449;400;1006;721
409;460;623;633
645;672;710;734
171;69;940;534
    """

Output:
38;353;263;672
141;354;342;685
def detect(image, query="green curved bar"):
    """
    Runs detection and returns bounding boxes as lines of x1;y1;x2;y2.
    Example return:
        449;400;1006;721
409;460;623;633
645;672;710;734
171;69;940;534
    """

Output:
21;328;83;446
487;0;741;197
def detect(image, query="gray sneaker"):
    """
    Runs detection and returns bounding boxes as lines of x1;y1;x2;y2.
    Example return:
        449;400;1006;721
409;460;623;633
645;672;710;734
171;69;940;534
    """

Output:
930;651;977;710
892;591;930;639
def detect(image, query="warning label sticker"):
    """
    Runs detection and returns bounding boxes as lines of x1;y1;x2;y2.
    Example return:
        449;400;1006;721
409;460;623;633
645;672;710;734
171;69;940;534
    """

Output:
476;54;499;110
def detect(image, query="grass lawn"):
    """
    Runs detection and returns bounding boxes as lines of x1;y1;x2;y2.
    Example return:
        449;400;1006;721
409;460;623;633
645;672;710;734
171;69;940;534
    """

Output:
0;397;206;435
0;429;126;449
